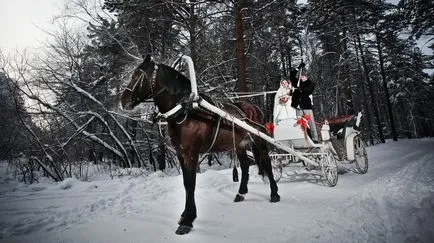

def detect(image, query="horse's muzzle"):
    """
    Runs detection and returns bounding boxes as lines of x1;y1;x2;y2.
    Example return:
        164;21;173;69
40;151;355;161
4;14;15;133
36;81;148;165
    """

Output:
120;91;134;110
120;100;133;111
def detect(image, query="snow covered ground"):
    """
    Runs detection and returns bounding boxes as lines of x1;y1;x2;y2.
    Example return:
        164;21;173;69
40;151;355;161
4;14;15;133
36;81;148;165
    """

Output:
0;138;433;243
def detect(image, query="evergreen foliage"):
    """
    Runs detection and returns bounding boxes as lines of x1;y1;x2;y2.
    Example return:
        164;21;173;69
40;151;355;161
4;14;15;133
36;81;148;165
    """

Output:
1;0;433;180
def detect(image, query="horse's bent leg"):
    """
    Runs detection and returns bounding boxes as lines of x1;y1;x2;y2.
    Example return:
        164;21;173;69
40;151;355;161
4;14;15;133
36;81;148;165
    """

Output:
254;141;280;202
176;153;198;235
234;148;249;202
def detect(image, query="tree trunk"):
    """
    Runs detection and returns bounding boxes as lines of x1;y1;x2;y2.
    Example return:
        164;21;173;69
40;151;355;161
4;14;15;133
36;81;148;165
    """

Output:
354;38;374;145
375;30;398;141
409;103;418;137
126;119;137;168
278;30;287;77
189;0;198;65
341;29;354;115
335;69;340;117
357;34;385;143
286;45;292;70
235;0;247;93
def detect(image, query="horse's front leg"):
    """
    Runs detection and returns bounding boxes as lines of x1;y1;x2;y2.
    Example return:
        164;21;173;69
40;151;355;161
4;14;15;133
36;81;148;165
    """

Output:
234;148;249;202
176;153;198;235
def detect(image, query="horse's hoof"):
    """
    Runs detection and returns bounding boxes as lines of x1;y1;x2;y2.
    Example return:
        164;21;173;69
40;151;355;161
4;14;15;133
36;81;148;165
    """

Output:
175;225;192;235
234;193;245;202
270;194;280;203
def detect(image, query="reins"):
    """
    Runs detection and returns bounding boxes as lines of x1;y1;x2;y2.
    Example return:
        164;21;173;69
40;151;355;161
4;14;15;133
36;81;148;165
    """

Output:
125;64;166;100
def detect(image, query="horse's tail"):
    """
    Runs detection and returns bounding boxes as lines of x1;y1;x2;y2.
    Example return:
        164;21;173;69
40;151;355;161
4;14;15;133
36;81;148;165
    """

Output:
234;100;270;177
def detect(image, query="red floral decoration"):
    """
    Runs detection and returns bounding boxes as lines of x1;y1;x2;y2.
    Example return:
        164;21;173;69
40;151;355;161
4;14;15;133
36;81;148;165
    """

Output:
279;96;289;104
265;122;275;135
296;114;311;131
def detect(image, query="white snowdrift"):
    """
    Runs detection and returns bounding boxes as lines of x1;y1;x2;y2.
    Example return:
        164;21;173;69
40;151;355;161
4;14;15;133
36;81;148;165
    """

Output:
0;138;433;243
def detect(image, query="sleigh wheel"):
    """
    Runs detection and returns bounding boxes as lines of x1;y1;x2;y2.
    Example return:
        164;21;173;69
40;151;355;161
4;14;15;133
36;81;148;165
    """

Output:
353;135;368;174
269;151;283;182
320;149;338;187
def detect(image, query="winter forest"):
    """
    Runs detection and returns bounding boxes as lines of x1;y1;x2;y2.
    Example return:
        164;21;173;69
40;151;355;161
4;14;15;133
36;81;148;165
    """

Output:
1;0;433;183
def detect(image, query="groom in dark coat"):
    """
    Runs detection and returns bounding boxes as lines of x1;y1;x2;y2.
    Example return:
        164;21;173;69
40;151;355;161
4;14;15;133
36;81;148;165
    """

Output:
289;63;318;141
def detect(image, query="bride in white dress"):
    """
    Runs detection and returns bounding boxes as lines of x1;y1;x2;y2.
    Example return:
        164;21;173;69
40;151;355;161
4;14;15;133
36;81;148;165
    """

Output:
273;79;297;123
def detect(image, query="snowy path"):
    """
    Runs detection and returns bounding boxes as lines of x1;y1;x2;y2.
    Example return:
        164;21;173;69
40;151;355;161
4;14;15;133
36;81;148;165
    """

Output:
0;139;433;243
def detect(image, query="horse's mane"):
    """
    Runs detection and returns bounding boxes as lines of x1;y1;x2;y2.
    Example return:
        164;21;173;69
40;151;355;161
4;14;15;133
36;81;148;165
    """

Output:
157;62;219;107
141;56;215;104
157;63;192;95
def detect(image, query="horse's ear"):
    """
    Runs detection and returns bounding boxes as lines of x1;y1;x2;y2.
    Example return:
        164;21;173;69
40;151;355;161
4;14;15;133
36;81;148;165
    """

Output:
143;54;151;63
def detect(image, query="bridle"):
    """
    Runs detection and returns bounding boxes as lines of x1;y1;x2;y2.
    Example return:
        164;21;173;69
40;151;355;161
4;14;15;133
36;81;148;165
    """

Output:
123;60;187;122
124;63;166;99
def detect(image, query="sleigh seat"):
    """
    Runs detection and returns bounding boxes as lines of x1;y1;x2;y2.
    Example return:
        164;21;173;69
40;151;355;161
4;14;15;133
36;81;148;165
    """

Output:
273;118;321;149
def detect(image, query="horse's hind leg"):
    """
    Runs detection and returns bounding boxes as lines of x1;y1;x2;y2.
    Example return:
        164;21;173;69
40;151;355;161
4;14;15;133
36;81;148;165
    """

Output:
176;152;198;235
252;144;264;176
253;139;280;202
234;147;250;202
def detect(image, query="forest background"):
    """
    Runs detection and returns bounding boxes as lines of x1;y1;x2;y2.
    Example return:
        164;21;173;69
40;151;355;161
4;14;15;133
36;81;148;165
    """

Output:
1;0;433;182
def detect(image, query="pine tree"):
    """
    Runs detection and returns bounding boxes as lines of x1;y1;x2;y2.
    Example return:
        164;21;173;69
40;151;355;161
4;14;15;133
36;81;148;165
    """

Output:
0;73;32;159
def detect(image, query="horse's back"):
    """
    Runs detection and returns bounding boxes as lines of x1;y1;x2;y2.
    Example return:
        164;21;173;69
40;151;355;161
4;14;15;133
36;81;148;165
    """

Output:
232;101;264;124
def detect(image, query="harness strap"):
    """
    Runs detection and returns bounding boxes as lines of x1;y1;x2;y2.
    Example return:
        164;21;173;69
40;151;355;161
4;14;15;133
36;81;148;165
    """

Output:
154;104;184;121
154;92;194;121
224;103;247;120
154;94;206;122
203;115;222;154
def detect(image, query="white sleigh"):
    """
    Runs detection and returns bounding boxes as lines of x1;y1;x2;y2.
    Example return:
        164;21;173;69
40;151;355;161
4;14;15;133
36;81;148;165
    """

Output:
270;110;368;182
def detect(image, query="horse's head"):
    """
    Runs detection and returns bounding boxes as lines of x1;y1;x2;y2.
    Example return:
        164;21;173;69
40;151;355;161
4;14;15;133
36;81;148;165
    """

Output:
120;54;159;110
121;54;193;112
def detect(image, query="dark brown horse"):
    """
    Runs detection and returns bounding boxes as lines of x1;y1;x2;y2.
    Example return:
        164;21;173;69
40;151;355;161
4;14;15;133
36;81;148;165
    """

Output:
120;54;280;235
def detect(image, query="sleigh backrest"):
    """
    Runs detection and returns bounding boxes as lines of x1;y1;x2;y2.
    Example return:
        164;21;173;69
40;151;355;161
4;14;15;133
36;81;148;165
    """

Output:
321;112;362;141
